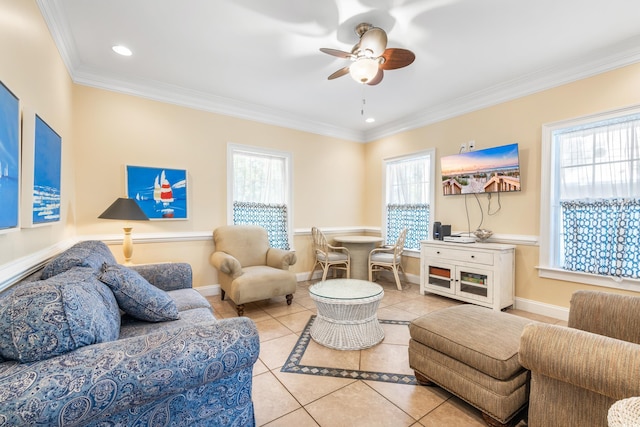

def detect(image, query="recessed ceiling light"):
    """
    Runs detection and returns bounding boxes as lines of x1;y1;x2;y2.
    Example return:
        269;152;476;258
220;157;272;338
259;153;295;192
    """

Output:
112;45;132;56
365;117;375;123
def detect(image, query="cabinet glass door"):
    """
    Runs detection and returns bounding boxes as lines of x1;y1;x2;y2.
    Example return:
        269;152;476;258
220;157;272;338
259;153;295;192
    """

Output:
426;264;455;294
457;268;492;303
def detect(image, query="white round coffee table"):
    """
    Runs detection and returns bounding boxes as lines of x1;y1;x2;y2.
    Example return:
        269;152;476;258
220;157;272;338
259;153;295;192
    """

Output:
309;279;384;350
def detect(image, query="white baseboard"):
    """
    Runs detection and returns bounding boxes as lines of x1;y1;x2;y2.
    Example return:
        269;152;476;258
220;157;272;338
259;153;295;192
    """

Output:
298;270;420;284
195;284;220;297
514;297;569;321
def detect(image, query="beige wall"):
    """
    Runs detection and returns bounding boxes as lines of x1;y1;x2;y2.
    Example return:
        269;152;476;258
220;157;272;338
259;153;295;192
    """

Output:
0;0;75;264
3;0;640;311
364;63;640;307
71;85;365;285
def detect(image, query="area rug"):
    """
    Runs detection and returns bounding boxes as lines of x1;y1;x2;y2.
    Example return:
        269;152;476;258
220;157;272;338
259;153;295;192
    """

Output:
280;315;418;385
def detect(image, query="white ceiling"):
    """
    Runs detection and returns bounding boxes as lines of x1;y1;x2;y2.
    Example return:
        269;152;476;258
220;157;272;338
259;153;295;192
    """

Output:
38;0;640;142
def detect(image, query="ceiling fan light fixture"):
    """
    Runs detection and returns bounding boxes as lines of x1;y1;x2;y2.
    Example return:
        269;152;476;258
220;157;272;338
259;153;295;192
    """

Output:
349;57;379;84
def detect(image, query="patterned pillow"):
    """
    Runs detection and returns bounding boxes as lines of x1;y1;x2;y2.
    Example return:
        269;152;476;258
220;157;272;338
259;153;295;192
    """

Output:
0;267;121;363
41;240;117;279
99;264;179;322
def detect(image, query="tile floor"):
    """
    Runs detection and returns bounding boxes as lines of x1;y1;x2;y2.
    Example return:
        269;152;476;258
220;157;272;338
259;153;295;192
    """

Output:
206;277;566;427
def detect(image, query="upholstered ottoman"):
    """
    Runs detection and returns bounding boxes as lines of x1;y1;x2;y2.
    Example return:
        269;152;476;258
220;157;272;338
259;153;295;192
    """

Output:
409;305;532;427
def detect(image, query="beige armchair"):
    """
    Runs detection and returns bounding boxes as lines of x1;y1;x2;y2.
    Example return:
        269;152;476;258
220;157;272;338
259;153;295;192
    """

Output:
519;290;640;426
210;225;297;316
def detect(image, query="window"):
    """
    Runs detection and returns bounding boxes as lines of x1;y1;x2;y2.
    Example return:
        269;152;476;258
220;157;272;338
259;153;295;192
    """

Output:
228;143;293;250
383;150;435;250
540;107;640;288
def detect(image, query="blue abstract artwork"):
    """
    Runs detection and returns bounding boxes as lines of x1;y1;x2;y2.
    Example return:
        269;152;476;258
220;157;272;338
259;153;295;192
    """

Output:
32;115;61;224
126;165;188;220
0;82;19;231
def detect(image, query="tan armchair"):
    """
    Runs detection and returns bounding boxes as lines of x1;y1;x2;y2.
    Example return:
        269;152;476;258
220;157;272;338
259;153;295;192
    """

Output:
519;290;640;426
210;225;297;316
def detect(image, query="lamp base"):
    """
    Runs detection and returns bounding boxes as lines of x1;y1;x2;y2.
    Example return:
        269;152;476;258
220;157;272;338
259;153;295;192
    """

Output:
123;227;133;265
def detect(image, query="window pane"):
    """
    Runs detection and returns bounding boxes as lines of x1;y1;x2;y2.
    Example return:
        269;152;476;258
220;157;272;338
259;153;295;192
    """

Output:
230;146;291;250
385;152;433;249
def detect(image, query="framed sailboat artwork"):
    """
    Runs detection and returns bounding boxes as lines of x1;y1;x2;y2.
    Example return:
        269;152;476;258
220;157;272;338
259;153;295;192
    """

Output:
125;165;188;220
0;81;20;233
21;108;62;227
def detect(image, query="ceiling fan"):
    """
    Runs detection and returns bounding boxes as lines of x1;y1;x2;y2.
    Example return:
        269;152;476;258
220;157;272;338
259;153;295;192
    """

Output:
320;22;415;85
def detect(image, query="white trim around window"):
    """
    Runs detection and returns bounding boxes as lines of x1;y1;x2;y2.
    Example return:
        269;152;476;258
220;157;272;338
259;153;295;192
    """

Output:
538;104;640;291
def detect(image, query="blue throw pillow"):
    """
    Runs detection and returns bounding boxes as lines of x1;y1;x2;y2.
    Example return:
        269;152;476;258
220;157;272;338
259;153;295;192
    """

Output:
0;267;121;363
41;240;117;279
99;264;179;322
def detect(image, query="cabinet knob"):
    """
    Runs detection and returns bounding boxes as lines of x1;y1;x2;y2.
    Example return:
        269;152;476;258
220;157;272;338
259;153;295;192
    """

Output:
436;251;440;254
471;255;475;258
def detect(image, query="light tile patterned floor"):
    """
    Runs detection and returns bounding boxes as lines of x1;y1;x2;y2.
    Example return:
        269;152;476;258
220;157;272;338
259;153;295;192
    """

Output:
206;277;566;427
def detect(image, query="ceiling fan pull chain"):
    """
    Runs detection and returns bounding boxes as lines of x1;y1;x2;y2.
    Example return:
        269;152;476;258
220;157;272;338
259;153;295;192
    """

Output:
361;85;366;116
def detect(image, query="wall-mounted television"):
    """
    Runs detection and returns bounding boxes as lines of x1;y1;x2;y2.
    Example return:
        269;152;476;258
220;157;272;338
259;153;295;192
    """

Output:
441;143;521;196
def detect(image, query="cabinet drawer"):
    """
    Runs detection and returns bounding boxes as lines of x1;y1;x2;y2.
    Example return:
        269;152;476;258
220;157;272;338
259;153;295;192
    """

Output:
423;246;493;265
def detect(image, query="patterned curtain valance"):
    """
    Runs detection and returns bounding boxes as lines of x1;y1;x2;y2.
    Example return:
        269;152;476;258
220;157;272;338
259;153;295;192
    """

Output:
386;204;429;250
233;201;290;250
561;198;640;279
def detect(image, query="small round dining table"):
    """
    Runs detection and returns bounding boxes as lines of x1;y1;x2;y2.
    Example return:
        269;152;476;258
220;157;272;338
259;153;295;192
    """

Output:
332;235;384;280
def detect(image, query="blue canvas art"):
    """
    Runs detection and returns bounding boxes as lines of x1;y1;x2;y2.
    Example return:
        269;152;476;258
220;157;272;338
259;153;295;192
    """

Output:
32;115;61;224
0;82;20;231
126;165;188;220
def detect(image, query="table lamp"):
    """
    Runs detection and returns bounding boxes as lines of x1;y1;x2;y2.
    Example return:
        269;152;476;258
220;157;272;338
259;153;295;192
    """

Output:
98;197;149;264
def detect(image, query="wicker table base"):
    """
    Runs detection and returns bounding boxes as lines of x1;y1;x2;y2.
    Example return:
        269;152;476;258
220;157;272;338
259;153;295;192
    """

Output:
309;279;384;350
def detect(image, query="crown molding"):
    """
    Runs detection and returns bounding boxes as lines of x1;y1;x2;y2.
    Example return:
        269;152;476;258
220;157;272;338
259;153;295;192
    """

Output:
364;38;640;141
37;1;640;144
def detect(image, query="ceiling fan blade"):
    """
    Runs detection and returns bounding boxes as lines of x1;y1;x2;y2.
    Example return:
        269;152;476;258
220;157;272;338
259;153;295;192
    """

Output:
367;68;384;86
327;66;350;80
320;48;353;59
380;48;416;70
359;27;387;57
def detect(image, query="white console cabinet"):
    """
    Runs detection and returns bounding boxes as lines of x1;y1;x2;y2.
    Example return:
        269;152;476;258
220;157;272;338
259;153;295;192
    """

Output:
420;240;515;311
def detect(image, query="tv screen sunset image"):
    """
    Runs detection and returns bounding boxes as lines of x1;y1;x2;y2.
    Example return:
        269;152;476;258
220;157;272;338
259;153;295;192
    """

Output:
441;143;521;195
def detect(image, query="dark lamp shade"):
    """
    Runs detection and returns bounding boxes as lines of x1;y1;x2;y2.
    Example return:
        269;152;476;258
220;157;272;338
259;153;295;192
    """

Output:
98;198;149;221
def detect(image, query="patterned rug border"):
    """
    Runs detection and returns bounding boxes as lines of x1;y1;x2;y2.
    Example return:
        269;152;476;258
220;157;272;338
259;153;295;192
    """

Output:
280;315;417;385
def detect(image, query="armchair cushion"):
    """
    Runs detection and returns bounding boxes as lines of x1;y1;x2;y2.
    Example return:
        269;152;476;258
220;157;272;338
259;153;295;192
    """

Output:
99;263;179;322
0;267;120;363
213;225;270;267
41;240;117;279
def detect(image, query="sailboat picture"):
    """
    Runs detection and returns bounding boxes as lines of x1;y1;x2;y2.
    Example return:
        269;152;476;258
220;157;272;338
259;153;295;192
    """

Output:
31;115;62;225
126;165;188;220
0;81;20;232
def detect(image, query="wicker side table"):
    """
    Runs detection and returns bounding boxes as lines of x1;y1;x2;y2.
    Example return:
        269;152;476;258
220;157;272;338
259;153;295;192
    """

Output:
309;279;384;350
608;397;640;426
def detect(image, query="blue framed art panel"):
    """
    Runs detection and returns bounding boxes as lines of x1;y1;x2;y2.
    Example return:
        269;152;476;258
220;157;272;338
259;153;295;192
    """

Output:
0;81;20;232
126;165;188;220
31;115;62;225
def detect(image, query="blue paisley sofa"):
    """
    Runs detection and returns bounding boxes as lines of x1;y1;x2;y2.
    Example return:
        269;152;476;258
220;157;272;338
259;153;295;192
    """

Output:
0;240;259;426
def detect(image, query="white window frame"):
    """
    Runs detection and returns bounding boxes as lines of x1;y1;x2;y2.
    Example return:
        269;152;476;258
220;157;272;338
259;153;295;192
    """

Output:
382;148;436;255
227;143;294;250
539;105;640;291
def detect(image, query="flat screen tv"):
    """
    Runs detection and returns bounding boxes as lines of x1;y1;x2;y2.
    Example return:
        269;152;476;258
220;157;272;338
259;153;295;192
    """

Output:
441;143;521;196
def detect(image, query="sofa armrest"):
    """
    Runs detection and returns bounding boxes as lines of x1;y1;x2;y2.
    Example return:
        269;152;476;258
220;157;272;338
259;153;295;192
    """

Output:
0;317;259;426
129;262;192;291
210;251;243;278
568;290;640;344
266;248;297;270
519;323;640;400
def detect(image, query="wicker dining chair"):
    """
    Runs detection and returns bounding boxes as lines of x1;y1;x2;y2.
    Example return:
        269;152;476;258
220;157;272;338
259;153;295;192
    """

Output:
368;227;407;290
308;227;350;281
